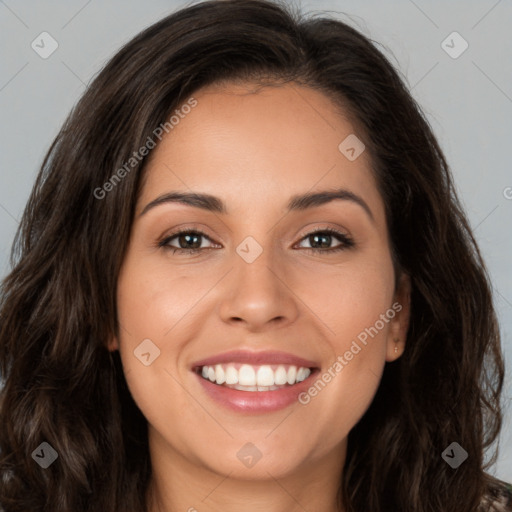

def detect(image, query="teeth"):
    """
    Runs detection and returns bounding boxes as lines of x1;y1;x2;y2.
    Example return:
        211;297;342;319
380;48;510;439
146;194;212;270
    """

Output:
239;364;256;386
287;366;297;385
297;367;308;382
198;363;312;389
215;364;225;385
256;365;274;386
274;365;288;385
225;366;238;385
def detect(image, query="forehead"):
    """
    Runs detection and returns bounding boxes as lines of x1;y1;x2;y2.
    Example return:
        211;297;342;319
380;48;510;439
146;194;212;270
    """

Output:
138;82;384;223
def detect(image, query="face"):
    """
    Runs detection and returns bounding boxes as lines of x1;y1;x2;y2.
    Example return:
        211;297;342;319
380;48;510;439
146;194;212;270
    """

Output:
110;82;410;482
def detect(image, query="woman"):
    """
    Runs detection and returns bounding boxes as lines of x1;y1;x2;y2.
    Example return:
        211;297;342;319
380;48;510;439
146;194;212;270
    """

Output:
0;0;510;510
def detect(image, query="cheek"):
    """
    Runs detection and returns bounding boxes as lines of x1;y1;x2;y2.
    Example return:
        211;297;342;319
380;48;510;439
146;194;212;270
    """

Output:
114;259;193;391
116;256;208;341
293;259;394;436
298;327;387;452
295;255;395;340
114;253;233;394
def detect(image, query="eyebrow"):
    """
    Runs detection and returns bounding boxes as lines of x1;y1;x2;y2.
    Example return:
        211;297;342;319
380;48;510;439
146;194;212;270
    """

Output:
139;188;374;222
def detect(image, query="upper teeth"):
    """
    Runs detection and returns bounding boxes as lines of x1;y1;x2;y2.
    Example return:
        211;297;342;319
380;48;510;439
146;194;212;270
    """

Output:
200;364;311;387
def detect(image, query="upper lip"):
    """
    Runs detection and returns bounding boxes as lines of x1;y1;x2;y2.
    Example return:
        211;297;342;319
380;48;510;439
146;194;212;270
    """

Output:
191;350;319;369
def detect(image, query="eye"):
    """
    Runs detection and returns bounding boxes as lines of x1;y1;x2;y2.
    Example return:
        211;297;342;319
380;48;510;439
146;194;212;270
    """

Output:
157;227;355;255
295;228;355;253
158;229;217;254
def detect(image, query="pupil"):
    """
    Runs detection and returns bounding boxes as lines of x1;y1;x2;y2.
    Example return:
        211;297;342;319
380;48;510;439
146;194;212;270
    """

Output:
312;234;330;248
180;234;200;249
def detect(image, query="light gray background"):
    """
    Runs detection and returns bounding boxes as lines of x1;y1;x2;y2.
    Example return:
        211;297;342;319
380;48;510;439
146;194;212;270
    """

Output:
1;0;511;482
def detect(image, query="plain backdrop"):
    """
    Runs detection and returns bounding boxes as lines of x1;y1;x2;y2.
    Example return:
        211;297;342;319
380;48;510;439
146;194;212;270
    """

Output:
1;0;511;482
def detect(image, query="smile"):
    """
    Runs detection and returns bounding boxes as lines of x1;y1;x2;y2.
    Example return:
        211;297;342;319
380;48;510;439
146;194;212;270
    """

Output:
191;349;320;413
197;363;312;391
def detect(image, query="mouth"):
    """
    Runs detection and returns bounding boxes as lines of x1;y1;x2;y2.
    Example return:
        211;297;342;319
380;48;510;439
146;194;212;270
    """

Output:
191;350;320;413
194;362;316;392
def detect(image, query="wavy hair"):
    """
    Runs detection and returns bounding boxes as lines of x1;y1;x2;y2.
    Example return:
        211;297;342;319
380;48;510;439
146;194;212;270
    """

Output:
0;0;508;510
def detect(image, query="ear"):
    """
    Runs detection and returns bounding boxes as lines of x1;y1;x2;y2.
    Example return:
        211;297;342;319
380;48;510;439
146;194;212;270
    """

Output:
107;337;119;352
385;272;411;362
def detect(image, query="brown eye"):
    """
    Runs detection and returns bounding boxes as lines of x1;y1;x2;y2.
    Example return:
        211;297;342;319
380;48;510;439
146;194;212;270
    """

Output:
297;229;355;253
174;232;202;250
159;230;216;254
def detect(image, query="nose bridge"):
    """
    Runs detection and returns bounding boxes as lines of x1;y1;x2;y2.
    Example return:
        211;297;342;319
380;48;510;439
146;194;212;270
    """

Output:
234;236;282;299
218;234;298;328
234;237;281;293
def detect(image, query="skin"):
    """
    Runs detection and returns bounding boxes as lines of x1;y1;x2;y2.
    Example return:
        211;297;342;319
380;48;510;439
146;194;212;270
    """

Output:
109;81;411;512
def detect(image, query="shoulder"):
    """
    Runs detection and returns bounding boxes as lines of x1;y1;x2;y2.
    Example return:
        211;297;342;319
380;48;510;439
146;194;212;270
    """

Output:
480;479;512;511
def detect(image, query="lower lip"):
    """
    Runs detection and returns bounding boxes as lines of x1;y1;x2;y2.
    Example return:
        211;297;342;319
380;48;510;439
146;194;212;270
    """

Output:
194;370;318;413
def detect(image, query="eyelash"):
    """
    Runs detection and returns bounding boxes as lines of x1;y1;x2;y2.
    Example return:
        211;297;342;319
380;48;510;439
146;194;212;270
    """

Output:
157;227;355;255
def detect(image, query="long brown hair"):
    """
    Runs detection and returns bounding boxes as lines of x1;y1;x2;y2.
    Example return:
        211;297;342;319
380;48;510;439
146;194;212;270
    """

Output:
0;1;507;510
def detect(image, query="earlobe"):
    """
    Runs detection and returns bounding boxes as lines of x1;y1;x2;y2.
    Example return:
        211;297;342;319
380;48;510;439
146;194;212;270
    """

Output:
385;273;412;362
107;338;119;352
386;335;402;362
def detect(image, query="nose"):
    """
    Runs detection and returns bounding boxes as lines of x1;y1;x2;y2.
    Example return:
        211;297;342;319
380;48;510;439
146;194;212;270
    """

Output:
218;244;299;332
